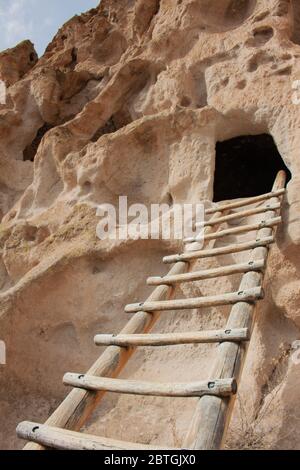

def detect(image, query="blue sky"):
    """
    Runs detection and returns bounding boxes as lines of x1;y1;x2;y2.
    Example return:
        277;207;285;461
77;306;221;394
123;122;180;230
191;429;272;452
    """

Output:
0;1;99;56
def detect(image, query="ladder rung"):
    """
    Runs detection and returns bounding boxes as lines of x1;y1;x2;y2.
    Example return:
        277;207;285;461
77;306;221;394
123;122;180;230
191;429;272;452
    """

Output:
17;422;174;450
63;374;237;397
125;286;263;313
206;188;285;214
163;236;274;264
198;203;280;228
184;217;281;243
147;259;265;286
94;327;250;347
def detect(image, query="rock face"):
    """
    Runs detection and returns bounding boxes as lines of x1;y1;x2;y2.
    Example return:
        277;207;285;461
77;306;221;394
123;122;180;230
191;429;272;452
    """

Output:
0;0;300;450
0;40;38;88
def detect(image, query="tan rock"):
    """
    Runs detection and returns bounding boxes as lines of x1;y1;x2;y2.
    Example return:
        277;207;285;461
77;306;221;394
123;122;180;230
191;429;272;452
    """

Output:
0;40;38;87
0;0;299;450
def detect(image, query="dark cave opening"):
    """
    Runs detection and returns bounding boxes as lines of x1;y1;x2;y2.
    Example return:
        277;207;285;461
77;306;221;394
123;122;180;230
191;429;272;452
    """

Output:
23;123;53;162
291;0;300;45
213;134;291;202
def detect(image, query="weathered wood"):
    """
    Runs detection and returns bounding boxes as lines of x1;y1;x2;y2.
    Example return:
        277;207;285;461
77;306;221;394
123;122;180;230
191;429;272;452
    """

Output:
197;203;280;228
205;188;285;214
184;217;281;244
94;328;249;347
163;236;274;264
184;170;286;450
18;422;174;450
63;374;237;398
125;287;263;313
147;260;265;286
23;210;223;450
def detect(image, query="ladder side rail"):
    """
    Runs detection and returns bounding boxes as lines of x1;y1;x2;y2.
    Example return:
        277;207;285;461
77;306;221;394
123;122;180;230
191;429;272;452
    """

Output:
183;170;286;450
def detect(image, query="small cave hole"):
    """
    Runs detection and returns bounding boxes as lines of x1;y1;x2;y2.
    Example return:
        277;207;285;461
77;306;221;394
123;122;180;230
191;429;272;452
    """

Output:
246;52;274;72
197;0;256;32
91;117;118;142
273;65;292;76
29;52;37;62
92;263;102;274
247;57;259;72
167;192;174;206
91;107;133;142
213;134;291;202
246;26;274;47
291;0;300;45
180;96;192;107
23;123;53;162
221;77;230;87
236;79;247;89
23;225;38;242
81;181;92;194
71;48;78;64
224;0;256;26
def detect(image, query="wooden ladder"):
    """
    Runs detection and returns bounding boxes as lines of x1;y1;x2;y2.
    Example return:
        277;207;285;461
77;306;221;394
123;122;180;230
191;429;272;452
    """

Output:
16;171;286;451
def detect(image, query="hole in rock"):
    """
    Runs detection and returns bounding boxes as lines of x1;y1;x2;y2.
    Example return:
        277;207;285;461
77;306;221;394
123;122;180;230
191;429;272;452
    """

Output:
197;0;256;32
224;0;255;24
246;52;274;72
245;26;274;47
236;79;247;89
71;47;78;65
180;96;191;107
81;181;92;195
91;107;133;142
291;1;300;45
23;225;38;242
213;134;291;202
29;52;37;62
273;65;292;76
23;123;53;162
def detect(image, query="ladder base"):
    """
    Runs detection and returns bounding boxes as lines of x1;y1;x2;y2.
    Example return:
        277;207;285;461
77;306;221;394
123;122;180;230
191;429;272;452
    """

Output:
17;422;177;451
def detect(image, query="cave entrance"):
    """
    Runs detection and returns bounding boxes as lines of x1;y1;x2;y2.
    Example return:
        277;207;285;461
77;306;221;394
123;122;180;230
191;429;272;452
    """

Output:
213;134;291;202
291;0;300;45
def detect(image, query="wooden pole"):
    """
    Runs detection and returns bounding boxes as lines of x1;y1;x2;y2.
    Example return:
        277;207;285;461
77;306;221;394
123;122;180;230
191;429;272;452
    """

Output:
63;374;237;398
184;217;281;244
18;422;175;450
147;259;265;286
94;328;249;347
198;203;280;228
183;170;286;450
205;188;285;214
163;236;274;264
125;287;263;313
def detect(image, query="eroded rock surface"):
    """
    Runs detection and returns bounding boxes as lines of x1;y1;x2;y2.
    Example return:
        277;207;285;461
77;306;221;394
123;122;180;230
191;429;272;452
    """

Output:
0;0;300;450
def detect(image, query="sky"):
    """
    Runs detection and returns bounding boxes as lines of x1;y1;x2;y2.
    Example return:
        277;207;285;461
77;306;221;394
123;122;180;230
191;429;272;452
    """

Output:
0;0;99;56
